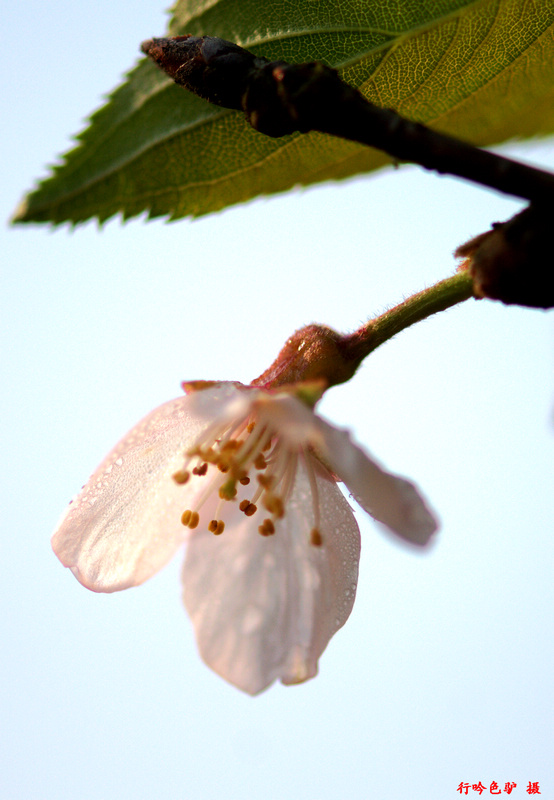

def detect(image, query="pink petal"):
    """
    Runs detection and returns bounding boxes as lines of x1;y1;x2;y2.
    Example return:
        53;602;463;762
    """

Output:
182;458;360;695
316;420;438;545
52;384;242;592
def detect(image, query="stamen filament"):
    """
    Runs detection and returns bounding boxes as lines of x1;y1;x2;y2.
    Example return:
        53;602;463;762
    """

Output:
302;448;321;533
278;450;298;514
233;424;273;472
184;463;234;522
264;442;290;494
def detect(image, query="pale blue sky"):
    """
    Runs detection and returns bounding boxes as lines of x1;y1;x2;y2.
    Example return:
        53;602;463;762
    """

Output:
2;3;553;799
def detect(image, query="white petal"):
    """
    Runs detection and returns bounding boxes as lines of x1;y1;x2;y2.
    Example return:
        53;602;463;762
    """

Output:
315;420;438;545
253;393;324;448
52;384;242;592
186;381;252;425
182;459;360;695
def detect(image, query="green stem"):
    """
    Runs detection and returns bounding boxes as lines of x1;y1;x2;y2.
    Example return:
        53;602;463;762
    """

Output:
341;270;475;366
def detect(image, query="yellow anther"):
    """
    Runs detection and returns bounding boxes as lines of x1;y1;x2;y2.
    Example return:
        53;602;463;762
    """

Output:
257;473;274;489
254;453;267;470
258;518;275;536
172;469;190;485
310;528;323;547
208;519;225;534
188;511;200;529
219;480;237;500
247;422;256;433
263;494;284;518
239;476;250;485
218;463;230;473
181;510;192;526
221;440;241;453
239;499;257;516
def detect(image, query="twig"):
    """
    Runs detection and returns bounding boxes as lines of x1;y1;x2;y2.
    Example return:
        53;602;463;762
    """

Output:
142;35;554;204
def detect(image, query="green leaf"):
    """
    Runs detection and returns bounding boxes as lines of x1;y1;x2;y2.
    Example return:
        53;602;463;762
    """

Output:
14;0;554;226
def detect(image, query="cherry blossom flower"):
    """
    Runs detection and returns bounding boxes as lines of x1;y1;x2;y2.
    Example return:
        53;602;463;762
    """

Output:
52;381;437;694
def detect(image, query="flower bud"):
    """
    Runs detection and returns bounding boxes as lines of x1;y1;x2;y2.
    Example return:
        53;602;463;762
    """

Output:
141;35;270;111
456;205;554;309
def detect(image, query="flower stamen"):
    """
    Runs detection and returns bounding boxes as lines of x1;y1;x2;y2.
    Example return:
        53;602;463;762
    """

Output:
172;469;190;485
254;453;267;470
279;450;298;509
310;528;323;546
302;448;323;547
174;403;306;538
208;519;225;535
263;493;285;518
181;509;200;529
219;480;237;500
256;473;274;489
258;518;275;536
232;424;272;474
